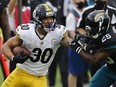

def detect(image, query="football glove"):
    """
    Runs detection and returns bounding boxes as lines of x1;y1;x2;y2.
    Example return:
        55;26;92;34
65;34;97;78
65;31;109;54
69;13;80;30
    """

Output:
12;51;30;63
84;40;97;54
74;33;91;46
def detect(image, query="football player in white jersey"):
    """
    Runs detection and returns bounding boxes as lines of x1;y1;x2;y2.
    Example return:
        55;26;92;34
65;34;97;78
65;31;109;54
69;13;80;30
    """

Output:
1;4;70;87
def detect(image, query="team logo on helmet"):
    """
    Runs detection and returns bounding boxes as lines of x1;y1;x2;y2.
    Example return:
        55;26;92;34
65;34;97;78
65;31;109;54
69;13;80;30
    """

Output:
94;13;104;22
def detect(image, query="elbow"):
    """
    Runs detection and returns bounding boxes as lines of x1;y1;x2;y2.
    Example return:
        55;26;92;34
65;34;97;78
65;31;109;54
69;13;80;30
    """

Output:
1;44;9;54
1;46;5;54
1;46;4;52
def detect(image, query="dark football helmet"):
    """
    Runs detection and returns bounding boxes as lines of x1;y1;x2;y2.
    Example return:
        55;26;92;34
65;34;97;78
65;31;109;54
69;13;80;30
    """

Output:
33;4;56;32
85;10;110;39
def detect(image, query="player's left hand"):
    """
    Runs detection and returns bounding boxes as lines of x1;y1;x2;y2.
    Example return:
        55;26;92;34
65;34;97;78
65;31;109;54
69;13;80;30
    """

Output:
84;40;97;54
12;51;30;63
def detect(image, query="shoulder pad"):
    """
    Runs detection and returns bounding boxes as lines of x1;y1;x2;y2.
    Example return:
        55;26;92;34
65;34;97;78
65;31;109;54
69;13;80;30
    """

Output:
30;20;36;24
56;24;65;30
101;28;116;49
20;24;29;30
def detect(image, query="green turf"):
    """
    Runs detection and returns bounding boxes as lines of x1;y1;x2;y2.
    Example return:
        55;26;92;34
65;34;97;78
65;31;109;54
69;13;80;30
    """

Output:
55;65;62;87
0;63;4;86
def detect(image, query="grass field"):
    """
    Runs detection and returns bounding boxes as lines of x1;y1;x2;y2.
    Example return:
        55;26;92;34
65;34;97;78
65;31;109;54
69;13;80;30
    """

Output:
55;65;62;87
0;63;5;86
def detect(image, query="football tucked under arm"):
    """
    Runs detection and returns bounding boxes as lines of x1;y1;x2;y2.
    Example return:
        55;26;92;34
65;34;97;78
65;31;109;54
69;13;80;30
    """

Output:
12;46;30;56
12;46;30;63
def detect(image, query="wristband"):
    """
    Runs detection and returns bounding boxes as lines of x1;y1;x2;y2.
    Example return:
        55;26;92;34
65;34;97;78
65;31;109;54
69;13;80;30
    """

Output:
83;45;87;51
76;46;82;54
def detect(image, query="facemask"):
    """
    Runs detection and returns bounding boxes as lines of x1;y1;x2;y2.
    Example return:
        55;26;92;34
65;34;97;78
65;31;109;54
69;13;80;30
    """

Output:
42;19;56;32
95;1;107;10
76;2;86;9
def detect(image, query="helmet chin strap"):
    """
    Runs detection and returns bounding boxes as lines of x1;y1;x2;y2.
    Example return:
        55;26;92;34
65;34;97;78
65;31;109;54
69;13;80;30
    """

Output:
43;19;56;32
92;34;99;39
35;17;56;32
44;27;54;32
92;29;103;39
87;31;99;39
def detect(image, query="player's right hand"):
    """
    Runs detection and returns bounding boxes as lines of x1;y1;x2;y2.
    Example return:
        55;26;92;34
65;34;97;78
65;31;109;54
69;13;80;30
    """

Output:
85;40;97;54
12;51;29;63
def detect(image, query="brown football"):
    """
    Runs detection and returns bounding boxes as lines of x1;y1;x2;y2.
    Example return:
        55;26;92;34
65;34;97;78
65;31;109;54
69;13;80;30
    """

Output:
12;46;30;56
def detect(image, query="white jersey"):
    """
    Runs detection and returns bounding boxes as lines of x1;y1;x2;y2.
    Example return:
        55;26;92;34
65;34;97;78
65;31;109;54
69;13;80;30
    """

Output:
16;23;66;76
